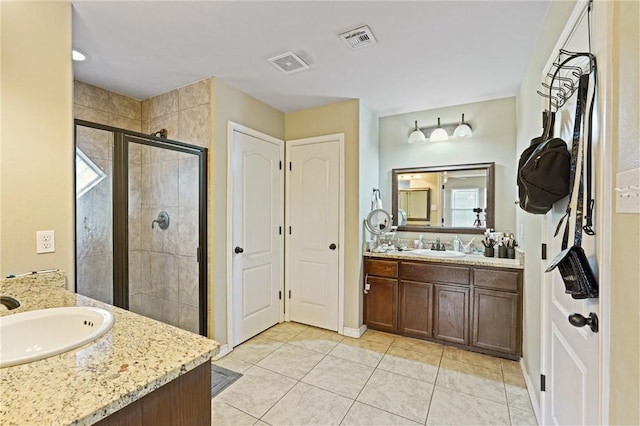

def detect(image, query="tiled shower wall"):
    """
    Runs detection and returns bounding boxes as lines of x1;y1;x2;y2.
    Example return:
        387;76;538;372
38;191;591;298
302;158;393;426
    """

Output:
73;80;210;334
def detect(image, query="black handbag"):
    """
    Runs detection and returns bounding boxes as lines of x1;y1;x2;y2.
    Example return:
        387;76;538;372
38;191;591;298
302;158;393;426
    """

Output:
545;65;598;300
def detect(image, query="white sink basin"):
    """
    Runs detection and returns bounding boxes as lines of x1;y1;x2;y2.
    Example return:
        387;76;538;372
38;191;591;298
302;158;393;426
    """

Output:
411;249;466;258
0;307;114;368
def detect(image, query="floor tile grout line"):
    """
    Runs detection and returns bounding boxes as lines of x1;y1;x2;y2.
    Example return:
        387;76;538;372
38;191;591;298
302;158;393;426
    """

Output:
422;349;444;425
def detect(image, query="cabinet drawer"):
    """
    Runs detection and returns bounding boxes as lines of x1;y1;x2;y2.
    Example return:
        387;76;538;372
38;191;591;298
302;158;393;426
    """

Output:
400;262;470;285
366;259;398;278
473;269;520;292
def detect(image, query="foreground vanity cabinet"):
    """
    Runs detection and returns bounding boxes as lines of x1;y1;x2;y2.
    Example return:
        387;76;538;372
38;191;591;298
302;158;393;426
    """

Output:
364;257;522;359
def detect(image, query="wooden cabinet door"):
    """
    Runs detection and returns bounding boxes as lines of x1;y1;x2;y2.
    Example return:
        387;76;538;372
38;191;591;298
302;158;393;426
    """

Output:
433;284;469;345
364;276;398;332
471;288;519;355
399;280;433;338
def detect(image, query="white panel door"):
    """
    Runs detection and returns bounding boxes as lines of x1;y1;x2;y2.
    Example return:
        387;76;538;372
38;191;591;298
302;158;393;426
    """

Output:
231;128;283;347
287;137;340;331
541;4;600;424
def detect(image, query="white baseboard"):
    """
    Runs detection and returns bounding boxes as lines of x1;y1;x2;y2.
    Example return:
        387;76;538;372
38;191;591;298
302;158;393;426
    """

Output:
520;358;542;424
212;344;231;360
342;324;367;338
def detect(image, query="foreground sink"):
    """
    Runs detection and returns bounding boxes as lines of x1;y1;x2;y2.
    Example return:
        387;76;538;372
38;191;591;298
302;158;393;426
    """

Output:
0;307;114;368
411;249;466;258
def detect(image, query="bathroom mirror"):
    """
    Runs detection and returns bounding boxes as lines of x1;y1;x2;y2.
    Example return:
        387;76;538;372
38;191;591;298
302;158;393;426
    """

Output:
391;162;495;234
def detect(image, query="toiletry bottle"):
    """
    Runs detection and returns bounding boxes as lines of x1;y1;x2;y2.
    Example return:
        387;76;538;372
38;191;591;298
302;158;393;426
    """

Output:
453;236;461;252
418;235;424;249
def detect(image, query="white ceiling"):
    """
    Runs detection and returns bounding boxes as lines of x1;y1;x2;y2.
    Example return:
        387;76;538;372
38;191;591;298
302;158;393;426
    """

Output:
72;1;550;117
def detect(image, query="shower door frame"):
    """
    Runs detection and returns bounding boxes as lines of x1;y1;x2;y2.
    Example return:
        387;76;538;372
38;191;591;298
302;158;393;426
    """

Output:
74;119;209;335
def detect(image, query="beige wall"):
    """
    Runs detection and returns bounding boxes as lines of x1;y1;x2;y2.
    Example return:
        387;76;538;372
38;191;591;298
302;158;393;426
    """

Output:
514;0;577;407
0;2;74;284
378;96;517;239
210;79;285;342
609;0;640;423
285;99;362;329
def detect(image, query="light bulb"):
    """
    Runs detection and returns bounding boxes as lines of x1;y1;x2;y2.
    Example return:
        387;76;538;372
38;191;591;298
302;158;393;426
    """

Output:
453;113;473;138
408;120;426;144
430;117;448;141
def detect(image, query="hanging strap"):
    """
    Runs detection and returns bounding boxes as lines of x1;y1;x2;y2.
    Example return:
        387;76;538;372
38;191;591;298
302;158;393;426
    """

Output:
582;57;598;235
554;73;589;250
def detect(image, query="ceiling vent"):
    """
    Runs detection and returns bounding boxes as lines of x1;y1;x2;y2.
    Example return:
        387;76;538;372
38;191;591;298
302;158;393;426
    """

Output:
267;51;310;75
338;25;377;50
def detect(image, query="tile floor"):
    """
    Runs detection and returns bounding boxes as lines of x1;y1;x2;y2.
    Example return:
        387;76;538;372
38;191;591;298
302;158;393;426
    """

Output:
211;322;538;425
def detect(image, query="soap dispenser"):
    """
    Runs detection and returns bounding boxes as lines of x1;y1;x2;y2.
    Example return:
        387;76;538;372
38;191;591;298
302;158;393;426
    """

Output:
417;235;424;249
453;236;461;252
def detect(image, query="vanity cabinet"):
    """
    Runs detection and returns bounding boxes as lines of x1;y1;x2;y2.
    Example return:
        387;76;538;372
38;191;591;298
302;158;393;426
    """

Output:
363;259;398;333
364;256;522;359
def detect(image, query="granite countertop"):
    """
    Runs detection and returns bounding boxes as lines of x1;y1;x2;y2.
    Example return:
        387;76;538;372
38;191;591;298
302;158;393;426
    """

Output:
0;271;219;426
364;250;524;269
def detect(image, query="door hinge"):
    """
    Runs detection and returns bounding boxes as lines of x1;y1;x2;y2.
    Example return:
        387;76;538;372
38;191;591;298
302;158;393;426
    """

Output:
279;161;282;170
541;243;547;260
279;291;282;300
289;226;292;235
288;290;291;299
279;226;282;235
540;374;546;392
289;162;292;171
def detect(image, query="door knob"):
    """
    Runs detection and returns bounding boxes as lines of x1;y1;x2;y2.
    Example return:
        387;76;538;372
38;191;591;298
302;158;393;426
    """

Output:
234;246;244;254
329;243;337;250
568;312;599;333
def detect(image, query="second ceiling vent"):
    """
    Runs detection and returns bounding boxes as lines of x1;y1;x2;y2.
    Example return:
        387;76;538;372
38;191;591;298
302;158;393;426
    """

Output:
338;25;378;50
267;51;310;75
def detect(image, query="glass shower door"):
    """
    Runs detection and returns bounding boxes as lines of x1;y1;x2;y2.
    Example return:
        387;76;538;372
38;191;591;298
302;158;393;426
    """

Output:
127;139;203;334
75;126;114;304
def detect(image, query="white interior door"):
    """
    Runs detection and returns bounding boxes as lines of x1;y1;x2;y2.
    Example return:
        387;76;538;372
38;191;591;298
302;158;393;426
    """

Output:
541;4;600;424
286;135;342;331
230;124;283;347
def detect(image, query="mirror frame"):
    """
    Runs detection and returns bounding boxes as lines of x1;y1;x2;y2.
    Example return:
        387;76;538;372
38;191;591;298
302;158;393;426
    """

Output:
391;162;495;234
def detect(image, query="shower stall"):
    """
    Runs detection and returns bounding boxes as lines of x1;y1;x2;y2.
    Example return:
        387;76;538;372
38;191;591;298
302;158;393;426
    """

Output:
74;120;208;335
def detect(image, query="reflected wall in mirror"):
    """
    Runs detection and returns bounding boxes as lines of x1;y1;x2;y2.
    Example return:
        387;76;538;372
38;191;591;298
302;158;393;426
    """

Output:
391;162;495;234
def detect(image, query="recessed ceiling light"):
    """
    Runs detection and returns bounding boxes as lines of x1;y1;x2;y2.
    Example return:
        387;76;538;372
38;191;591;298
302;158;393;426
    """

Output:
72;49;87;62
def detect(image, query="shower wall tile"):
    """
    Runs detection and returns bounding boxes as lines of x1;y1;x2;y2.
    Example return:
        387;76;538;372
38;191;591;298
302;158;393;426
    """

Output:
109;113;141;133
109;92;141;121
130;293;179;328
149;160;179;207
160;206;180;254
77;254;113;305
76;126;112;160
129;143;142;165
178;206;198;257
179;156;199;207
139;251;151;295
179;79;210;110
141;99;150;122
128;162;142;208
149;89;179;119
128;250;142;295
149;252;179;302
179;104;210;148
75;105;109;127
74;81;109;112
179;255;199;307
179;303;200;334
129;208;141;252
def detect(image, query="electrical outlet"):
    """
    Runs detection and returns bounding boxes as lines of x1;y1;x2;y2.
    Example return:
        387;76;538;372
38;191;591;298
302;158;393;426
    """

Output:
36;230;55;254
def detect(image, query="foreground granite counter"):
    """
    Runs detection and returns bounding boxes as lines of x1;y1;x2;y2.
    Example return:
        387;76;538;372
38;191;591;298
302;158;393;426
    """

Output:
0;271;219;426
364;249;524;269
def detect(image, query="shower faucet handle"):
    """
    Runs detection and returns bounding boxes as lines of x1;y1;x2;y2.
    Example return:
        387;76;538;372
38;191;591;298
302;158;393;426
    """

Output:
152;211;170;230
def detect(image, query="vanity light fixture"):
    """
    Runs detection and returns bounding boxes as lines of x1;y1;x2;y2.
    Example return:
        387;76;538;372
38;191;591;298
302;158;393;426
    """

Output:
408;120;426;144
429;117;449;142
72;49;87;62
453;113;473;138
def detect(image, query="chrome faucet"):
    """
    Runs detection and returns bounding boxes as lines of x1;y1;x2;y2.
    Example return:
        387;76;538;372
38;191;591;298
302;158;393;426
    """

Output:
430;238;446;251
152;211;170;230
